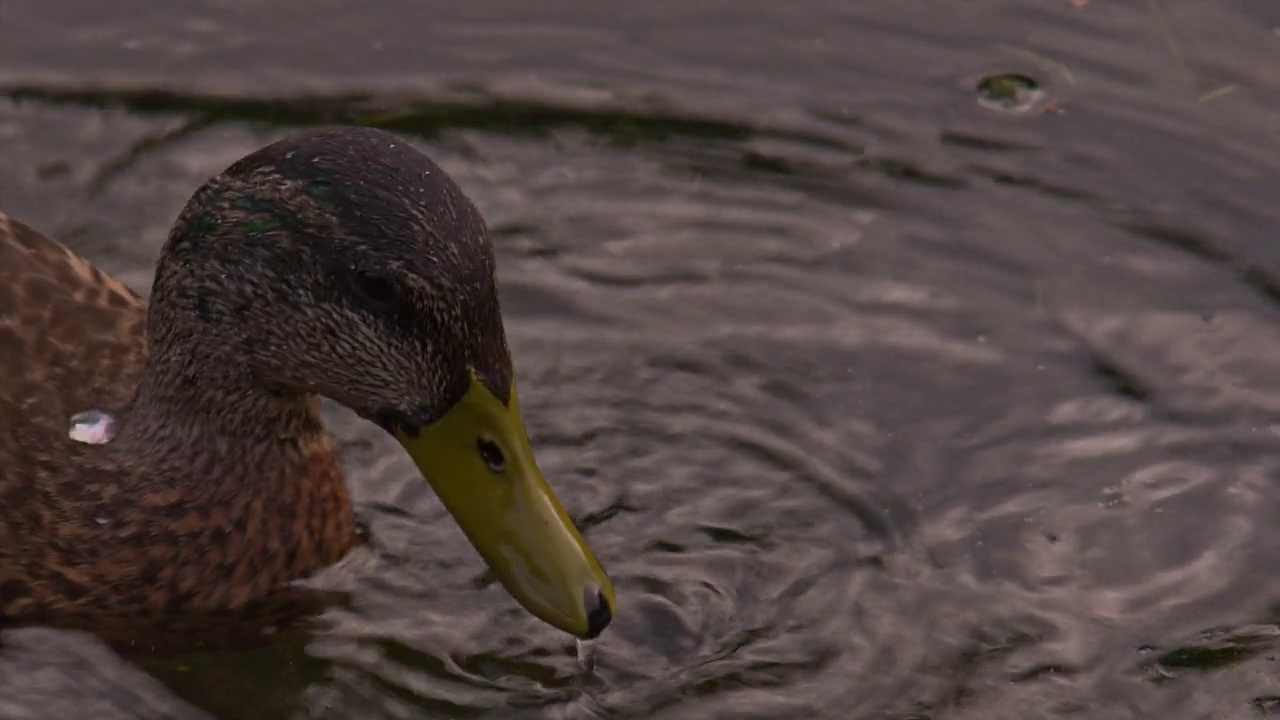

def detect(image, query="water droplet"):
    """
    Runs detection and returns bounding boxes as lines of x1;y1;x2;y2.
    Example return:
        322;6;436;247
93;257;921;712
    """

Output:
68;410;117;445
93;515;111;526
576;638;597;673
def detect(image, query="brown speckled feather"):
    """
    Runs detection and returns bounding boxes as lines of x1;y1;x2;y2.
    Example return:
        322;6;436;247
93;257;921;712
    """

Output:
0;212;147;418
0;212;356;620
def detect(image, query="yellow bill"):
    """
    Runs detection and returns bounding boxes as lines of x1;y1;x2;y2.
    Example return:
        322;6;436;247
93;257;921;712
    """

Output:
395;372;615;638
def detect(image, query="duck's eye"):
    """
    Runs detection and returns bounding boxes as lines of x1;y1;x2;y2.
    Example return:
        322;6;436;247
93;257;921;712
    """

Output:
477;437;506;473
355;273;400;308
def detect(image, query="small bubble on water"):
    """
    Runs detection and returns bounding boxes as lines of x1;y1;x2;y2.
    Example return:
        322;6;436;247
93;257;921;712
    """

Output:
68;410;117;445
976;73;1046;114
93;514;111;526
576;638;597;673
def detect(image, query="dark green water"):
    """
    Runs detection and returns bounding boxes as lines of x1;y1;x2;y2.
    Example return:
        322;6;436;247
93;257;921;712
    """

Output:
3;1;1280;718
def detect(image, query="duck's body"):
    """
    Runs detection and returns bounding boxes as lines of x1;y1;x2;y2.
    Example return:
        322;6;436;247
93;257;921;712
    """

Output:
0;212;354;620
0;127;612;637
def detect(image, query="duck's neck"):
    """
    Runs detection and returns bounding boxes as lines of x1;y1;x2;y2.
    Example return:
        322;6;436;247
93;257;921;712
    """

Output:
104;339;357;605
117;324;338;502
126;351;322;452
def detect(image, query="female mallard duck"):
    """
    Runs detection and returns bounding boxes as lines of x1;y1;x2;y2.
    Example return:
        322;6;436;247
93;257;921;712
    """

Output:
0;126;613;639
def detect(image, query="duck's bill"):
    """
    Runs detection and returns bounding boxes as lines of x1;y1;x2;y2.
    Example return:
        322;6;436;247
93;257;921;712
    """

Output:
394;374;615;639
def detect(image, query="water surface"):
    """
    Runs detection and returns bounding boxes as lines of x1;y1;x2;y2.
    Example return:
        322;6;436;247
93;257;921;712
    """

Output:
3;1;1280;718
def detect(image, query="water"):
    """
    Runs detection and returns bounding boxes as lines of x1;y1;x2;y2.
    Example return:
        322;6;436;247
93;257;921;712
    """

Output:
68;409;117;445
576;639;597;674
2;1;1280;719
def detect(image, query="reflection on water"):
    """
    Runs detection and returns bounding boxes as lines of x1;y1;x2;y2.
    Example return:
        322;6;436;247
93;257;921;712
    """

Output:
3;0;1280;718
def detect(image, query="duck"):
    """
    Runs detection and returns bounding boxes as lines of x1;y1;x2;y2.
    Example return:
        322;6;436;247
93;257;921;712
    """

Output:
0;126;613;640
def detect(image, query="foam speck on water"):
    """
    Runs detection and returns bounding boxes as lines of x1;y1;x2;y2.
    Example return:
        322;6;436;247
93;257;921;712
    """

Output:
68;410;117;445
